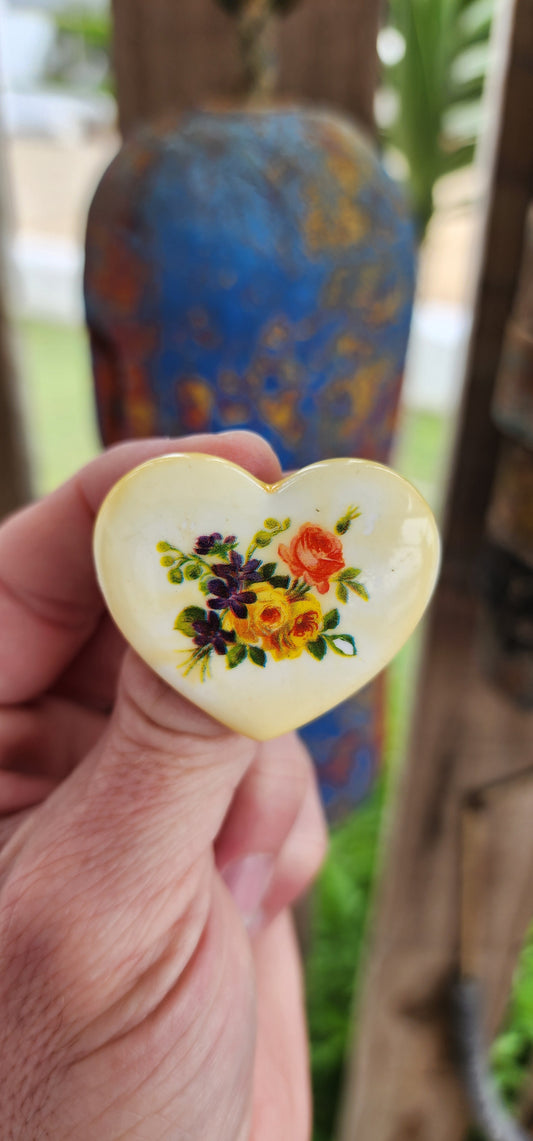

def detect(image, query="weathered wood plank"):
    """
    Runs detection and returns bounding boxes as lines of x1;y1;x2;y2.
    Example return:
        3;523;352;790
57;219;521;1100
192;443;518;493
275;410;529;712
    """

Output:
338;1;533;1138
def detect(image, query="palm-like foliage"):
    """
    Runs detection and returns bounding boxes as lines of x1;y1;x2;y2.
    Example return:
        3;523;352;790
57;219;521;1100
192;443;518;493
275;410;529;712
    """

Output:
384;0;494;235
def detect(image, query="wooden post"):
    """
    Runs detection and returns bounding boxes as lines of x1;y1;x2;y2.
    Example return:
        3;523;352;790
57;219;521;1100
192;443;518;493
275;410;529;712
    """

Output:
338;2;533;1139
111;0;380;137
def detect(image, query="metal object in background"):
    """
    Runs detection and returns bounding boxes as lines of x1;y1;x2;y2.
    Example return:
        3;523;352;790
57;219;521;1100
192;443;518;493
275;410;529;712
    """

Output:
453;977;530;1141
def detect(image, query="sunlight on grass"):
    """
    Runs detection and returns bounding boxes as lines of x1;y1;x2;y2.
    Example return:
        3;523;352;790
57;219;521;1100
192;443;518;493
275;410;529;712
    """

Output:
17;320;100;496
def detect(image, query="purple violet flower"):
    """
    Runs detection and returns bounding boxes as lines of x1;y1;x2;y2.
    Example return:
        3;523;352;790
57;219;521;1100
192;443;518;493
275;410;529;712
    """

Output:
194;532;222;556
192;612;236;655
207;551;262;618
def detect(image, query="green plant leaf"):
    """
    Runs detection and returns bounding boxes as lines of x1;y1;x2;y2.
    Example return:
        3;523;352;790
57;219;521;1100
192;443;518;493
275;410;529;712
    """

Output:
264;518;279;530
227;643;247;669
326;634;357;657
457;0;493;45
384;0;493;234
248;645;267;667
450;42;490;89
174;605;205;636
260;562;277;580
198;577;212;595
336;582;349;604
323;609;340;631
307;637;327;661
168;566;184;584
157;541;172;552
160;555;175;567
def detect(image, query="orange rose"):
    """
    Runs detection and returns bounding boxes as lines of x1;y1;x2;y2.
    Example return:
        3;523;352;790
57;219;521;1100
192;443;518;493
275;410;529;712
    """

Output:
278;524;345;595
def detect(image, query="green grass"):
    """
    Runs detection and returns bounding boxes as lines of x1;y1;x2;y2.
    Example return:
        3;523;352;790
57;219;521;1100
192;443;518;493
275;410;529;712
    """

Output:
17;320;100;496
490;925;533;1111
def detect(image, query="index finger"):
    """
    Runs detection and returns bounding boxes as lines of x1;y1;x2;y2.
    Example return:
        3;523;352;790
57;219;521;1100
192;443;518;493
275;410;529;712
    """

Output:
0;432;282;705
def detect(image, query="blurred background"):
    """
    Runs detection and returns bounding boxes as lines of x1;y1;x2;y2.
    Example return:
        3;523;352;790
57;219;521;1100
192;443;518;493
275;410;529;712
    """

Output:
2;0;477;495
2;2;533;1140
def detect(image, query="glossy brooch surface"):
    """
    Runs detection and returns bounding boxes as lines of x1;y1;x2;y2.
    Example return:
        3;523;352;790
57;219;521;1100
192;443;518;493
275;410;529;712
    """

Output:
94;453;440;739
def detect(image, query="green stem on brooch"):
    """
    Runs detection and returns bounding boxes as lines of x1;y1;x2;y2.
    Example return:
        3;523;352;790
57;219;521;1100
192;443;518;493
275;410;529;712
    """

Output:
245;516;290;562
287;578;312;601
180;645;213;680
157;541;213;571
157;541;215;585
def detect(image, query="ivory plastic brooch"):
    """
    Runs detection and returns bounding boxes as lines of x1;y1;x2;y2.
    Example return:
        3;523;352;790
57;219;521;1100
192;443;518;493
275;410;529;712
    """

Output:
93;453;440;740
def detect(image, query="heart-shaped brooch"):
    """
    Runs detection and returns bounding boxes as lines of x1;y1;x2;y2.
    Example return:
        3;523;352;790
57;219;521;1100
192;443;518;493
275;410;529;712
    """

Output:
94;453;440;740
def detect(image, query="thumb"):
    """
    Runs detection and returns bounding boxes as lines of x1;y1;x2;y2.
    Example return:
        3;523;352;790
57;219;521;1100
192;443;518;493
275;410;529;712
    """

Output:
91;647;258;884
1;652;258;1030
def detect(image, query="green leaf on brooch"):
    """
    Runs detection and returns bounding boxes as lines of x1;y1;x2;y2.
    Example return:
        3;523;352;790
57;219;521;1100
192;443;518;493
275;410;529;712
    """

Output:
337;567;362;580
227;643;247;669
264;518;279;530
160;555;175;567
306;637;327;661
270;575;290;589
174;605;206;637
323;608;340;631
198;577;212;595
157;541;172;552
260;562;277;580
349;581;369;601
326;634;357;656
168;566;184;584
184;562;203;580
248;645;267;668
336;582;349;604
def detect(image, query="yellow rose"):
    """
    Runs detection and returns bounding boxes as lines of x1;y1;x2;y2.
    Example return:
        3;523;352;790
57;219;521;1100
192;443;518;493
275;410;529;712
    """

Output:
265;594;323;661
223;581;291;644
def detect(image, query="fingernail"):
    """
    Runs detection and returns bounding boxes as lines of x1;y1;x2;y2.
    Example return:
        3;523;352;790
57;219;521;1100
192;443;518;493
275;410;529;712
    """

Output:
221;854;274;928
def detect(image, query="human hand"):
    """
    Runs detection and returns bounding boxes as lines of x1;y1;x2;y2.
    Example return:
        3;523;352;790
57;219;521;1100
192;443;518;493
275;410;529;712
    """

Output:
0;432;327;1140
